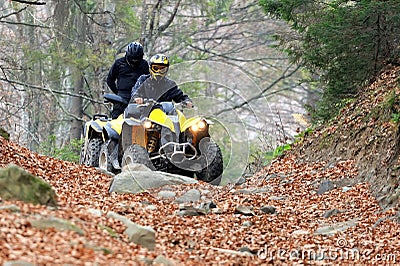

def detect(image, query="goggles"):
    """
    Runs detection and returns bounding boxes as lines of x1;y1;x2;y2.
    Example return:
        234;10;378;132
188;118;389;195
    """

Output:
151;64;168;74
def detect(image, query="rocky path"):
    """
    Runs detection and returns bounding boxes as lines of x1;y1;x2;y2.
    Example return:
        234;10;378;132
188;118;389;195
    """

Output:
0;136;399;265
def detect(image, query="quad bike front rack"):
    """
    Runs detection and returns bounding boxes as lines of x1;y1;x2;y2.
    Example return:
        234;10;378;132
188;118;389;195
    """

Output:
152;142;197;163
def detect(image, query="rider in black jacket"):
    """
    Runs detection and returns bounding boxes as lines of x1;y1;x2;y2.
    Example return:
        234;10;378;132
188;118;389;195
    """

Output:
106;42;149;119
130;54;192;107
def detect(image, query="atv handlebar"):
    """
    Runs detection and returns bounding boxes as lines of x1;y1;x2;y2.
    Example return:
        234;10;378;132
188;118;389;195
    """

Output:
135;98;194;109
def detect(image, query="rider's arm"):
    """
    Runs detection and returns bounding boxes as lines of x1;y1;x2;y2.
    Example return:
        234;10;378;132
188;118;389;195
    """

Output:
169;82;193;107
106;61;119;94
130;74;148;103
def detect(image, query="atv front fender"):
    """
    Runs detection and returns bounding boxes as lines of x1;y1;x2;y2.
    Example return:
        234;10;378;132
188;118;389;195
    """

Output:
103;123;120;141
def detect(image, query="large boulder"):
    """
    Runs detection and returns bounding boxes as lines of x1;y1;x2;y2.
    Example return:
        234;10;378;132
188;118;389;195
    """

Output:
109;163;198;194
0;164;57;206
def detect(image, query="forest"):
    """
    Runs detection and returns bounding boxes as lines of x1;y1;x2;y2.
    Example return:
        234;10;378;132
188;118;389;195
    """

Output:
0;0;307;171
0;0;399;177
1;1;400;265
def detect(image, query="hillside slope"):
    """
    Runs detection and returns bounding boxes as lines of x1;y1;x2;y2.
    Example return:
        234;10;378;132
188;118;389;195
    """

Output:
292;63;400;209
0;65;400;265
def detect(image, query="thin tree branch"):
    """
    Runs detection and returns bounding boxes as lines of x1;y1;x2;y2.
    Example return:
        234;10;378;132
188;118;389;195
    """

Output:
215;64;302;116
0;78;103;104
11;0;46;5
158;0;181;33
0;20;50;28
0;6;27;20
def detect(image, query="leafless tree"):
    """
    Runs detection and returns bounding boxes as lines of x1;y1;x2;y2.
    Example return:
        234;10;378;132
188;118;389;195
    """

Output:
0;0;313;155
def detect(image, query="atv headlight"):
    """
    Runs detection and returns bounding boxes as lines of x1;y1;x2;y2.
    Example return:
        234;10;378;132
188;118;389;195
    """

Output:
191;120;207;132
143;120;152;129
198;120;206;129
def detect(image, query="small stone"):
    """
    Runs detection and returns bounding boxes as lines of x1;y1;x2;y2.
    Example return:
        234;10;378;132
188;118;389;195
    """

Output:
260;206;276;214
317;180;335;195
242;221;253;227
323;208;341;218
235;205;255;216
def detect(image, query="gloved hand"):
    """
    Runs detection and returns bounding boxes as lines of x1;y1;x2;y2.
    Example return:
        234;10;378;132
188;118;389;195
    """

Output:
183;101;194;108
134;97;144;104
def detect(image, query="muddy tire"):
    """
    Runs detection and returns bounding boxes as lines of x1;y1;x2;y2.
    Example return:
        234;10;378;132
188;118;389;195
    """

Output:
196;141;223;184
99;141;116;173
79;138;102;167
121;144;155;170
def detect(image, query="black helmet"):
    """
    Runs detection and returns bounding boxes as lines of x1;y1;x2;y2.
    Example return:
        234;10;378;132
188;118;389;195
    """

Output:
125;42;144;64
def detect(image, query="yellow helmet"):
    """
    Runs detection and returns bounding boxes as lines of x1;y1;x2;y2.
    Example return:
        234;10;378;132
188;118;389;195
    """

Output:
149;54;169;79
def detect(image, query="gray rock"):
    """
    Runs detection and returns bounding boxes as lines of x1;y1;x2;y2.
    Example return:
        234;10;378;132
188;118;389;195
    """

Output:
195;201;217;213
145;205;157;211
109;170;197;194
314;219;358;236
269;196;285;201
235;205;255;216
175;189;201;203
107;210;156;250
233;189;253;195
242;221;253;227
237;246;257;255
176;209;203;217
176;205;207;216
292;230;310;235
29;216;84;235
122;163;152;172
234;176;247;185
317;180;335;195
124;223;156;250
211;247;254;256
0;204;20;212
153;255;176;266
252;187;271;194
157;190;176;199
0;164;57;206
107;211;131;226
323;208;342;218
87;208;102;217
260;206;276;214
342;186;352;192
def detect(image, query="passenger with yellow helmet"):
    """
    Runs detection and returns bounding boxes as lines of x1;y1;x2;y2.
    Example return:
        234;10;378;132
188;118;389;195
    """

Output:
130;54;193;108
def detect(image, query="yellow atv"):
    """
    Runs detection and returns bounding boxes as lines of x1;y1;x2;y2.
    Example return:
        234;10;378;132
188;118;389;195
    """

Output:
98;97;223;184
79;94;127;167
79;114;109;167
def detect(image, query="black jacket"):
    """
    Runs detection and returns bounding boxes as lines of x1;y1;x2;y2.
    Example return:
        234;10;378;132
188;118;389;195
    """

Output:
106;57;149;101
131;74;191;103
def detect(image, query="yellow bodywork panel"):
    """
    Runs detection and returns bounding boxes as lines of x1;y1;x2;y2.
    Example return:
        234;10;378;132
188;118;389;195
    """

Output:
147;108;202;133
148;109;176;132
109;114;125;135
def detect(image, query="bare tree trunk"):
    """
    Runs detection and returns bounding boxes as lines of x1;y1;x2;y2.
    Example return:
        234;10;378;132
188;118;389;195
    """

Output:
69;74;84;140
69;9;88;141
